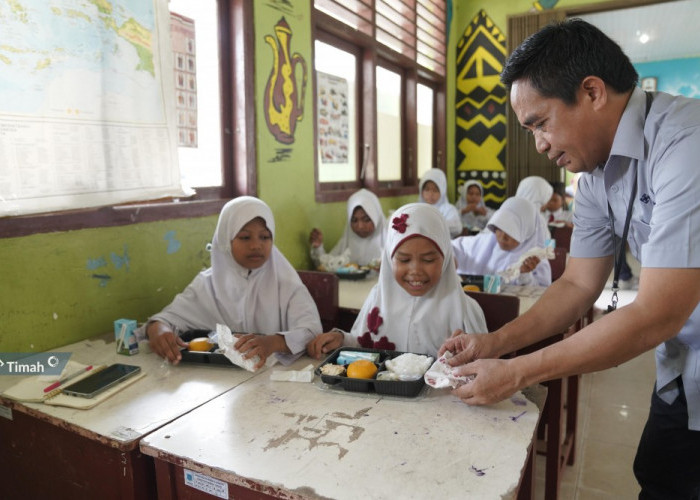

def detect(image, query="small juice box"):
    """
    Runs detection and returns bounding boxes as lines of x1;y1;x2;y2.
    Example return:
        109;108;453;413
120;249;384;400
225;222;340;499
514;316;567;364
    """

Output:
114;318;139;355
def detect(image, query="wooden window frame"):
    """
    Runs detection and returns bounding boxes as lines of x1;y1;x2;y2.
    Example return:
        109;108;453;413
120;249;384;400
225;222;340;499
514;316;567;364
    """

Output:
0;0;256;238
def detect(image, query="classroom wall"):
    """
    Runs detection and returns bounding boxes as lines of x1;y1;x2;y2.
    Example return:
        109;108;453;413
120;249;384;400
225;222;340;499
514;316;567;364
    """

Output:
0;0;630;353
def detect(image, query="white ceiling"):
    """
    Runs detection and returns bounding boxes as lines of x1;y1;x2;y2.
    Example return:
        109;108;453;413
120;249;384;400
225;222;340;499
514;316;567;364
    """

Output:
576;0;700;63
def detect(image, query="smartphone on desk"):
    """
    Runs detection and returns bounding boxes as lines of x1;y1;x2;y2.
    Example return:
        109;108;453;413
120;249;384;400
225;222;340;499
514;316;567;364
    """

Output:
62;363;141;398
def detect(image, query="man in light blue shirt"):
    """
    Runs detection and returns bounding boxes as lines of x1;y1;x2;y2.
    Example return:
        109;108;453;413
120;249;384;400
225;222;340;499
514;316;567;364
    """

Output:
439;19;700;498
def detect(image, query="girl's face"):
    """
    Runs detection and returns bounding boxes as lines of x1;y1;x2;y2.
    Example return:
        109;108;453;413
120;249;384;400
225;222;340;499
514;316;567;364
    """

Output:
421;181;441;205
230;217;273;269
545;193;564;212
466;185;482;204
494;228;520;251
350;206;375;238
391;236;444;297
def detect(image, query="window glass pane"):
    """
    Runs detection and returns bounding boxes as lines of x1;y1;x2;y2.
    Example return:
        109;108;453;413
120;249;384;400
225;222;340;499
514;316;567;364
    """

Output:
416;83;433;179
376;66;402;181
315;41;357;182
169;0;222;188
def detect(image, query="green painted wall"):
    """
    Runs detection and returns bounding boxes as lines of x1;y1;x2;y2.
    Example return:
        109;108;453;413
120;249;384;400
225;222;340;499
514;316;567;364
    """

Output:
0;0;610;354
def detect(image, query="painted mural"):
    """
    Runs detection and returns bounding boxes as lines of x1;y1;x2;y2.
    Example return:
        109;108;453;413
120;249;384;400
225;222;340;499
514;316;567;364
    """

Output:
454;10;507;207
264;16;308;146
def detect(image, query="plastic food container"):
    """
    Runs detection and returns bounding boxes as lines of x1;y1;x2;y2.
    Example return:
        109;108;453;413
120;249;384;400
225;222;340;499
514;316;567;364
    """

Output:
178;330;235;366
315;347;428;397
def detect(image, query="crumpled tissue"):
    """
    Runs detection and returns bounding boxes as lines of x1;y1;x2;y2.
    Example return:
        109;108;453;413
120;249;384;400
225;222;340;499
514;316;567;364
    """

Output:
216;324;260;372
499;246;555;282
424;352;474;389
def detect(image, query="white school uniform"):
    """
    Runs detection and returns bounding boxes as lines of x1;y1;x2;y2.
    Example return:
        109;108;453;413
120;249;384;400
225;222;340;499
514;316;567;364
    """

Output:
455;180;495;230
342;203;487;356
311;188;387;267
419;168;463;238
140;196;322;364
452;197;552;287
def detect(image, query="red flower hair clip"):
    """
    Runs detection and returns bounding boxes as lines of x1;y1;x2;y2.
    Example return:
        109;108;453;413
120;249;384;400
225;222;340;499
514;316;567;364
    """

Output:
392;213;409;233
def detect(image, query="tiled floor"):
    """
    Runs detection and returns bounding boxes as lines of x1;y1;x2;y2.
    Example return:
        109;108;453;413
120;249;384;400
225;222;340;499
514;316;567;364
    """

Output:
534;253;653;499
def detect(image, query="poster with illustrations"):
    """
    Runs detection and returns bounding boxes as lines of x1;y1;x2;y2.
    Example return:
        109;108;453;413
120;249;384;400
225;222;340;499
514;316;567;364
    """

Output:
316;72;349;164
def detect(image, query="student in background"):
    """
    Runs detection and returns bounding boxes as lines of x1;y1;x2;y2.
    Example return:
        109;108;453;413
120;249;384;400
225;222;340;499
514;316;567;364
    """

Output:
309;188;386;270
455;180;494;232
140;196;322;368
451;197;552;287
542;181;573;227
306;203;487;359
418;168;462;238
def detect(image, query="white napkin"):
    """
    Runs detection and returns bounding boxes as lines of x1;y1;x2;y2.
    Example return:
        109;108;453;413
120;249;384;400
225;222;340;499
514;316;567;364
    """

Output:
269;364;315;383
424;352;474;389
499;246;555;282
216;324;260;372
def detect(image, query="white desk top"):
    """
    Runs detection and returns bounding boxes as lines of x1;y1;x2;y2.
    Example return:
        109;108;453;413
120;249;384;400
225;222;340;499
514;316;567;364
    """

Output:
0;335;259;447
338;275;377;310
140;357;541;499
500;284;547;315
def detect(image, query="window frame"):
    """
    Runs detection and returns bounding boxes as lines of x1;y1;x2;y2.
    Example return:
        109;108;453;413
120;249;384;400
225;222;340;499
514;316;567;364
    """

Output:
0;0;256;239
312;5;446;203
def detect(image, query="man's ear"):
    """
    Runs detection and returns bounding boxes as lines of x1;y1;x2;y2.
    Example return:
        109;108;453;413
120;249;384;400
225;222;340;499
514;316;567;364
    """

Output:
580;76;607;111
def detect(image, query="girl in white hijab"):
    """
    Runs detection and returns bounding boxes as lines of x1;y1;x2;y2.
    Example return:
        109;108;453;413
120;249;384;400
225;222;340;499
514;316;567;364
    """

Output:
307;203;487;358
515;175;554;239
309;188;387;268
451;197;552;287
455;180;494;231
419;168;462;238
140;196;322;367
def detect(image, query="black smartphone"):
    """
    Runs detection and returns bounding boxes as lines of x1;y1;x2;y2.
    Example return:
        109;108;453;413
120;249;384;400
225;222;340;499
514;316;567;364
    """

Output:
62;363;141;398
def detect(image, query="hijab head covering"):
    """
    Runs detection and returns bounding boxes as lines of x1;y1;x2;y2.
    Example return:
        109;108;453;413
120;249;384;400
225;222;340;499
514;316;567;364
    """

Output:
452;197;549;276
419;168;450;207
350;203;486;356
331;188;387;265
515;176;554;210
457;180;485;208
149;196;321;357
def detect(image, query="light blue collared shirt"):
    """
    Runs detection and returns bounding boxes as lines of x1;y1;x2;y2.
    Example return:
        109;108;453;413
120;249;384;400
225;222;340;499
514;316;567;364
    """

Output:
571;87;700;429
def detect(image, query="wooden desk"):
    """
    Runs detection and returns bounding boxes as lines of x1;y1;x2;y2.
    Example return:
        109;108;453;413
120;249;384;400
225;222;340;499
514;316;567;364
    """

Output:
0;335;259;499
141;357;542;500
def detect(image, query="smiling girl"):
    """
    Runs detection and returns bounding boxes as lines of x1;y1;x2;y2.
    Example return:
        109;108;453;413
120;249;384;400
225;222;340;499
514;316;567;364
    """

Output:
306;203;486;358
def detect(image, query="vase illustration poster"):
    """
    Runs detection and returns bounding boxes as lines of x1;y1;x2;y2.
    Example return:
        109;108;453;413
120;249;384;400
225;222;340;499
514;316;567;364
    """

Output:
264;17;307;145
317;71;348;164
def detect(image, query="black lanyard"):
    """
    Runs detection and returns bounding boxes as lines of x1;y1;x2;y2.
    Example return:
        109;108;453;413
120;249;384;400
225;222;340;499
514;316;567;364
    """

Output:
606;91;653;312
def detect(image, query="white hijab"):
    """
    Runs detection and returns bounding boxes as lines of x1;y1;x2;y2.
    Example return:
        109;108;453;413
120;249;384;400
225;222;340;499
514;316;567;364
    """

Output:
515;176;553;239
350;203;487;356
452;197;551;283
456;180;493;229
329;188;387;265
149;196;321;358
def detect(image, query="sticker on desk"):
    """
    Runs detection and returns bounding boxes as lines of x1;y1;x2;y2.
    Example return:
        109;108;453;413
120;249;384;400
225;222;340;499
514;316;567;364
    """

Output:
184;469;228;499
0;404;12;421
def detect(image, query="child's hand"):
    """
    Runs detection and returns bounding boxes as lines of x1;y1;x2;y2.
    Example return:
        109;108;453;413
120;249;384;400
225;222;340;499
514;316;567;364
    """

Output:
519;256;540;274
146;322;187;365
306;331;343;359
234;333;287;370
309;228;323;248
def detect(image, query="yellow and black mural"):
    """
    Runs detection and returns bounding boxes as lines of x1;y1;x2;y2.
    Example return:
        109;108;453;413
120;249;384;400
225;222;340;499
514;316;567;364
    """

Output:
454;10;507;208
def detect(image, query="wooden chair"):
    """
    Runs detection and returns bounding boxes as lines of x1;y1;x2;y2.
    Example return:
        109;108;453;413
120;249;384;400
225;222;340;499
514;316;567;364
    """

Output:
549;225;572;251
549;246;568;281
297;270;339;332
465;291;520;332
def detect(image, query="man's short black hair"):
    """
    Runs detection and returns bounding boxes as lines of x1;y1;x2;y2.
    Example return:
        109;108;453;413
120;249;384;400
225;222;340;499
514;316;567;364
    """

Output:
500;18;638;104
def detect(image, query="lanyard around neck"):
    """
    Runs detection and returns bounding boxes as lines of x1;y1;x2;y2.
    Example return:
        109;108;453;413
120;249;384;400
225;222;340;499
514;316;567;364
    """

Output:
606;91;653;312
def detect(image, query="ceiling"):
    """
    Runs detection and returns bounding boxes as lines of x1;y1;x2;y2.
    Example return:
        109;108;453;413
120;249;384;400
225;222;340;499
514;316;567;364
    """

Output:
576;0;700;63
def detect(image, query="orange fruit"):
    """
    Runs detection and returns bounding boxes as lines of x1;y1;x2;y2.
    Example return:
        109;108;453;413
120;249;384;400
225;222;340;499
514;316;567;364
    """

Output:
188;337;213;351
346;359;378;379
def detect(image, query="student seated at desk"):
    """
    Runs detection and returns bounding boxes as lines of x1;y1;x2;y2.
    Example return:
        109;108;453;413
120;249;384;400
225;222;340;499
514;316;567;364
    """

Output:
306;203;487;359
542;181;573;227
451;197;552;287
455;180;494;232
419;168;462;238
138;196;322;368
309;188;386;270
515;175;553;239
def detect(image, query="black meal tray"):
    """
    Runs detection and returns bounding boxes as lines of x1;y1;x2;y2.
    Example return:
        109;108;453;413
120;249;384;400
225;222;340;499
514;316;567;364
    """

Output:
335;268;370;280
178;330;236;367
314;347;427;397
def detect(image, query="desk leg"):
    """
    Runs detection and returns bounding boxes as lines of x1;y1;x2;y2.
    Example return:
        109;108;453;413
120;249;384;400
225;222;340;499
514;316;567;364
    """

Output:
542;377;563;500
